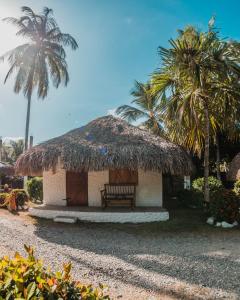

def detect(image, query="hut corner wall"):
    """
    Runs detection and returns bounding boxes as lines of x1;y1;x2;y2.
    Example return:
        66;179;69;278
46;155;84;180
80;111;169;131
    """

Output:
88;170;109;206
136;170;162;207
43;168;66;206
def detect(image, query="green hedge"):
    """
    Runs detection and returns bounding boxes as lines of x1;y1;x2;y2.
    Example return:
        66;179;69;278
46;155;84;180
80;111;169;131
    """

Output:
0;190;28;208
0;193;8;206
210;188;240;223
12;189;28;207
27;177;43;202
0;245;110;300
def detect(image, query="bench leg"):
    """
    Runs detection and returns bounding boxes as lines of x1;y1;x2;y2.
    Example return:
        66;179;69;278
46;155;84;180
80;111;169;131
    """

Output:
102;198;107;210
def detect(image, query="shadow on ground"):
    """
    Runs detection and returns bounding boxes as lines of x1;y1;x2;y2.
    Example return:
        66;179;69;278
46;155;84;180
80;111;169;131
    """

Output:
33;208;240;299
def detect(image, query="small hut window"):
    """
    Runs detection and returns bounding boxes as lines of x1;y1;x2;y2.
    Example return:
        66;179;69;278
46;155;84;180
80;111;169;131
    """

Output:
109;169;138;184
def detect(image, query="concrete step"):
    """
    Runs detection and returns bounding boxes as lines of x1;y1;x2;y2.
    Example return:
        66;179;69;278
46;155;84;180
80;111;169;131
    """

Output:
54;216;77;224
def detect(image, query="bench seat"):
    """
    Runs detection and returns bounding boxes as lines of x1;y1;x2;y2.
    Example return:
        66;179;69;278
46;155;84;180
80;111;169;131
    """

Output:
101;184;136;209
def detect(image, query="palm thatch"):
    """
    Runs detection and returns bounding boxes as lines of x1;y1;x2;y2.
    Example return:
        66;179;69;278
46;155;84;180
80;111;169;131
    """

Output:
227;153;240;181
15;116;194;176
0;161;15;176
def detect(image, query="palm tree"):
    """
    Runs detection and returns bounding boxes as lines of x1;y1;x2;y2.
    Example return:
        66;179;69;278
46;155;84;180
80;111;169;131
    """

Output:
152;23;240;202
10;139;24;162
1;6;78;150
116;81;165;135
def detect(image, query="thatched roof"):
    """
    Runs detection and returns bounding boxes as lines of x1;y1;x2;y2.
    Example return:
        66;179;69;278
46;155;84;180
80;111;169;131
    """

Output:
15;115;194;176
227;153;240;181
0;161;15;176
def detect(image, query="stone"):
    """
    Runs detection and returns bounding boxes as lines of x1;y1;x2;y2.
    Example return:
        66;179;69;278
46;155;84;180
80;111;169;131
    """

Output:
206;217;214;225
215;222;222;227
54;216;77;224
221;221;235;228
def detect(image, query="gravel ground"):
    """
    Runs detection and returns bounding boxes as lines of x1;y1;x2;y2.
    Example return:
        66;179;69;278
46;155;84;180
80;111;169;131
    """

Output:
0;209;239;300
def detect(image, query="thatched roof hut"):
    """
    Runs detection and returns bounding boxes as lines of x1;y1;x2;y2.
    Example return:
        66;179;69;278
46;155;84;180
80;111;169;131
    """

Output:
0;161;15;176
227;153;240;181
15;115;193;176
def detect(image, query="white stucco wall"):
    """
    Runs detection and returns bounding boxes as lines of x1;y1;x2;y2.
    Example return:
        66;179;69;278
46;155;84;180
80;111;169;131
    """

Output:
88;170;109;206
43;168;66;206
42;168;162;207
136;170;162;207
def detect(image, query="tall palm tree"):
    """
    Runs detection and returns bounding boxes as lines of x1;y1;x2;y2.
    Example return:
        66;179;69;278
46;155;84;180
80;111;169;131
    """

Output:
1;6;78;150
152;23;240;202
116;81;165;135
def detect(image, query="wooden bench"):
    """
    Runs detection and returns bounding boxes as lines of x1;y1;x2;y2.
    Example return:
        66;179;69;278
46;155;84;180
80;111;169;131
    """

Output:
101;184;136;209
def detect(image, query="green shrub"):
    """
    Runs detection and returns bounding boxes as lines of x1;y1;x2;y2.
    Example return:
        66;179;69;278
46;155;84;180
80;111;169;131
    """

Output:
12;189;29;207
210;188;240;223
177;189;203;208
233;180;240;196
192;176;222;195
27;177;43;202
0;193;8;207
0;245;110;300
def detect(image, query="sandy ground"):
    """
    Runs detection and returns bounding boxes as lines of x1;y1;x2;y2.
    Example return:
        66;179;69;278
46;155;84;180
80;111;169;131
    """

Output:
0;208;239;300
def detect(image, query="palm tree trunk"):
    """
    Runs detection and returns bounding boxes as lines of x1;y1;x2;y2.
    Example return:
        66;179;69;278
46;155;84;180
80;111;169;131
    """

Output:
203;103;210;203
216;132;221;181
24;95;31;151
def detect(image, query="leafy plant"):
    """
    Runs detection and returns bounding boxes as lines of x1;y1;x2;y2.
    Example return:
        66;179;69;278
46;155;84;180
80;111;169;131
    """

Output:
0;245;110;300
11;189;29;207
192;177;222;195
27;177;43;202
209;189;240;223
0;193;8;207
233;180;240;196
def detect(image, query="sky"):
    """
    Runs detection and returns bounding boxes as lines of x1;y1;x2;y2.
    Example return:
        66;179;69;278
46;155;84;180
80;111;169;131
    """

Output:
0;0;240;144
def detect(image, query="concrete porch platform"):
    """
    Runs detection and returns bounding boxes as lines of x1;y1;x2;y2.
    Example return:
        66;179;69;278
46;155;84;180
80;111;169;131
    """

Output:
29;205;169;223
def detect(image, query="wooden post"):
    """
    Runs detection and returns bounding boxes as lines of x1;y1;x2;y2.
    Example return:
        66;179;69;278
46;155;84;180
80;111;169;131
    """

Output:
29;136;33;148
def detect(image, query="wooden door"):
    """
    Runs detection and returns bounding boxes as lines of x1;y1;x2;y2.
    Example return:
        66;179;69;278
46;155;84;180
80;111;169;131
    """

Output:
66;171;88;206
109;169;138;184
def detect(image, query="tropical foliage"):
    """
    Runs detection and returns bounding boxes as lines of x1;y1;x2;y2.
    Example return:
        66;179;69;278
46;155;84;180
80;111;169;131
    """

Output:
27;177;43;202
1;6;78;150
0;139;24;164
192;176;222;195
0;245;109;300
209;189;240;223
116;81;165;135
150;20;240;202
233;179;240;196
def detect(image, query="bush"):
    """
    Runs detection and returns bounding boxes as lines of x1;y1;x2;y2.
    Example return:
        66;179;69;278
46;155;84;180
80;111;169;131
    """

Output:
0;193;8;207
11;189;29;207
27;177;43;202
192;176;222;195
209;188;240;223
233;180;240;196
0;245;110;300
177;189;203;208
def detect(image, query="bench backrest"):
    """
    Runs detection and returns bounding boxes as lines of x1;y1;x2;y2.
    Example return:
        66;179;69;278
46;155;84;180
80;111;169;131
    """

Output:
104;184;136;195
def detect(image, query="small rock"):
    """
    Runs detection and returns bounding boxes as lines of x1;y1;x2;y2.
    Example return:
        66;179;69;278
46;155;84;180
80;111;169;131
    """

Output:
215;222;222;227
206;217;214;225
222;221;235;228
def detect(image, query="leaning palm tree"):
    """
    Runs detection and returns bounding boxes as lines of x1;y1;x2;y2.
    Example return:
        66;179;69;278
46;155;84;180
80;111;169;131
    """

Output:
152;23;240;202
116;81;165;135
1;6;78;150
